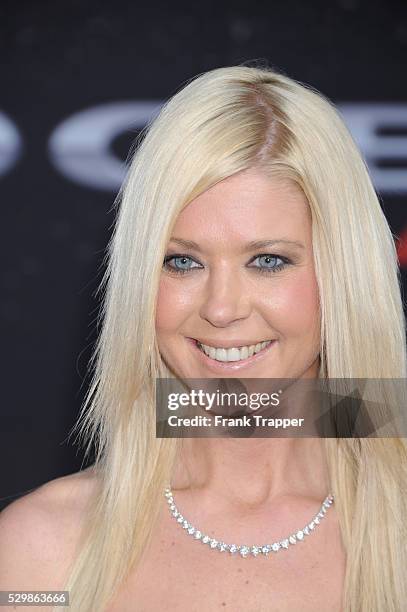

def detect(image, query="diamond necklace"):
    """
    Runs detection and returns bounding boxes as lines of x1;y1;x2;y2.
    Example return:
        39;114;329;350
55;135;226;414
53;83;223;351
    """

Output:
164;486;334;558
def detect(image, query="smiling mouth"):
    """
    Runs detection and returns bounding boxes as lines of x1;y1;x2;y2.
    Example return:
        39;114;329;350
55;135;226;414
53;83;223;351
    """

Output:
188;338;276;367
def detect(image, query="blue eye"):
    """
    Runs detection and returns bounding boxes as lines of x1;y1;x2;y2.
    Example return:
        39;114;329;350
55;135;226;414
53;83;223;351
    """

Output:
163;255;201;274
251;254;288;274
163;253;291;274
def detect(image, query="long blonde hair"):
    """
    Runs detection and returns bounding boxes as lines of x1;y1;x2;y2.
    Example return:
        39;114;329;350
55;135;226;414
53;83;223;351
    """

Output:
61;64;407;611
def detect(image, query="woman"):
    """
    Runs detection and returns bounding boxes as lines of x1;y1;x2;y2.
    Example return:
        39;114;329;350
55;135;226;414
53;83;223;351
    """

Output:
1;64;407;611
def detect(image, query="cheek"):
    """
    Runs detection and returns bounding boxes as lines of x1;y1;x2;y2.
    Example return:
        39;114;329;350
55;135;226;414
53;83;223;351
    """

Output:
155;278;192;333
261;273;320;334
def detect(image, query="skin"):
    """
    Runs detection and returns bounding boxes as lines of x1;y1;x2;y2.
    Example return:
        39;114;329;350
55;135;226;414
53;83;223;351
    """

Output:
156;168;321;382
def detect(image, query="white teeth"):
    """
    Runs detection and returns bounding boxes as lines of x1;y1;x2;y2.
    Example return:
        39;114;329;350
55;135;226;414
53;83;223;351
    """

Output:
198;340;273;362
215;349;228;361
240;346;249;360
223;348;239;361
208;346;216;360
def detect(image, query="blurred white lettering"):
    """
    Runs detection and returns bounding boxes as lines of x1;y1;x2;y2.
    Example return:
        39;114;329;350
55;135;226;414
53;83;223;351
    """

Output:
0;111;23;178
47;101;162;191
1;103;406;194
339;103;407;195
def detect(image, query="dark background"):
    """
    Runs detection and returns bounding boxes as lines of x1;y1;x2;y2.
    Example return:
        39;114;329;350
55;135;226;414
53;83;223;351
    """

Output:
1;0;407;510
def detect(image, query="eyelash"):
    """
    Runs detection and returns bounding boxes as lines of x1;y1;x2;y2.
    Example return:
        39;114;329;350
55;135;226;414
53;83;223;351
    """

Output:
162;253;292;275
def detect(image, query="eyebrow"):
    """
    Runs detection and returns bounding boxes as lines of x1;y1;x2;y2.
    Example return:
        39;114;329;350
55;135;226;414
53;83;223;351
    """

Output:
168;238;305;252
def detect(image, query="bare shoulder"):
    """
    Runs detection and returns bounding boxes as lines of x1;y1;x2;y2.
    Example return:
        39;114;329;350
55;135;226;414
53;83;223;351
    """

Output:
0;466;100;593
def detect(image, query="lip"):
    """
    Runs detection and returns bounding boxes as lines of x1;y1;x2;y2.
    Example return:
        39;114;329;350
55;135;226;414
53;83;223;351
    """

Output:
186;337;277;371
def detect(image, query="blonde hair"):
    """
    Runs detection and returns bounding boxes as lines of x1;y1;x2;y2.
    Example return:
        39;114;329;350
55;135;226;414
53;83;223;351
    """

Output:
61;64;407;611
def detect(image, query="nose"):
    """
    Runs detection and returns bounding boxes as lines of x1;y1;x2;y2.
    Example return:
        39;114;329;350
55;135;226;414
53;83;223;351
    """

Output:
198;266;252;327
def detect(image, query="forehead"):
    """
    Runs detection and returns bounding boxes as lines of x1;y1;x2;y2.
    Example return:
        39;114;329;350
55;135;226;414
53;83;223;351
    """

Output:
171;170;311;247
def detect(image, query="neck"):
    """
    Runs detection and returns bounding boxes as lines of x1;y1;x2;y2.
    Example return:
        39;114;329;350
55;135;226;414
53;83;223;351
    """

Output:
171;436;330;514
